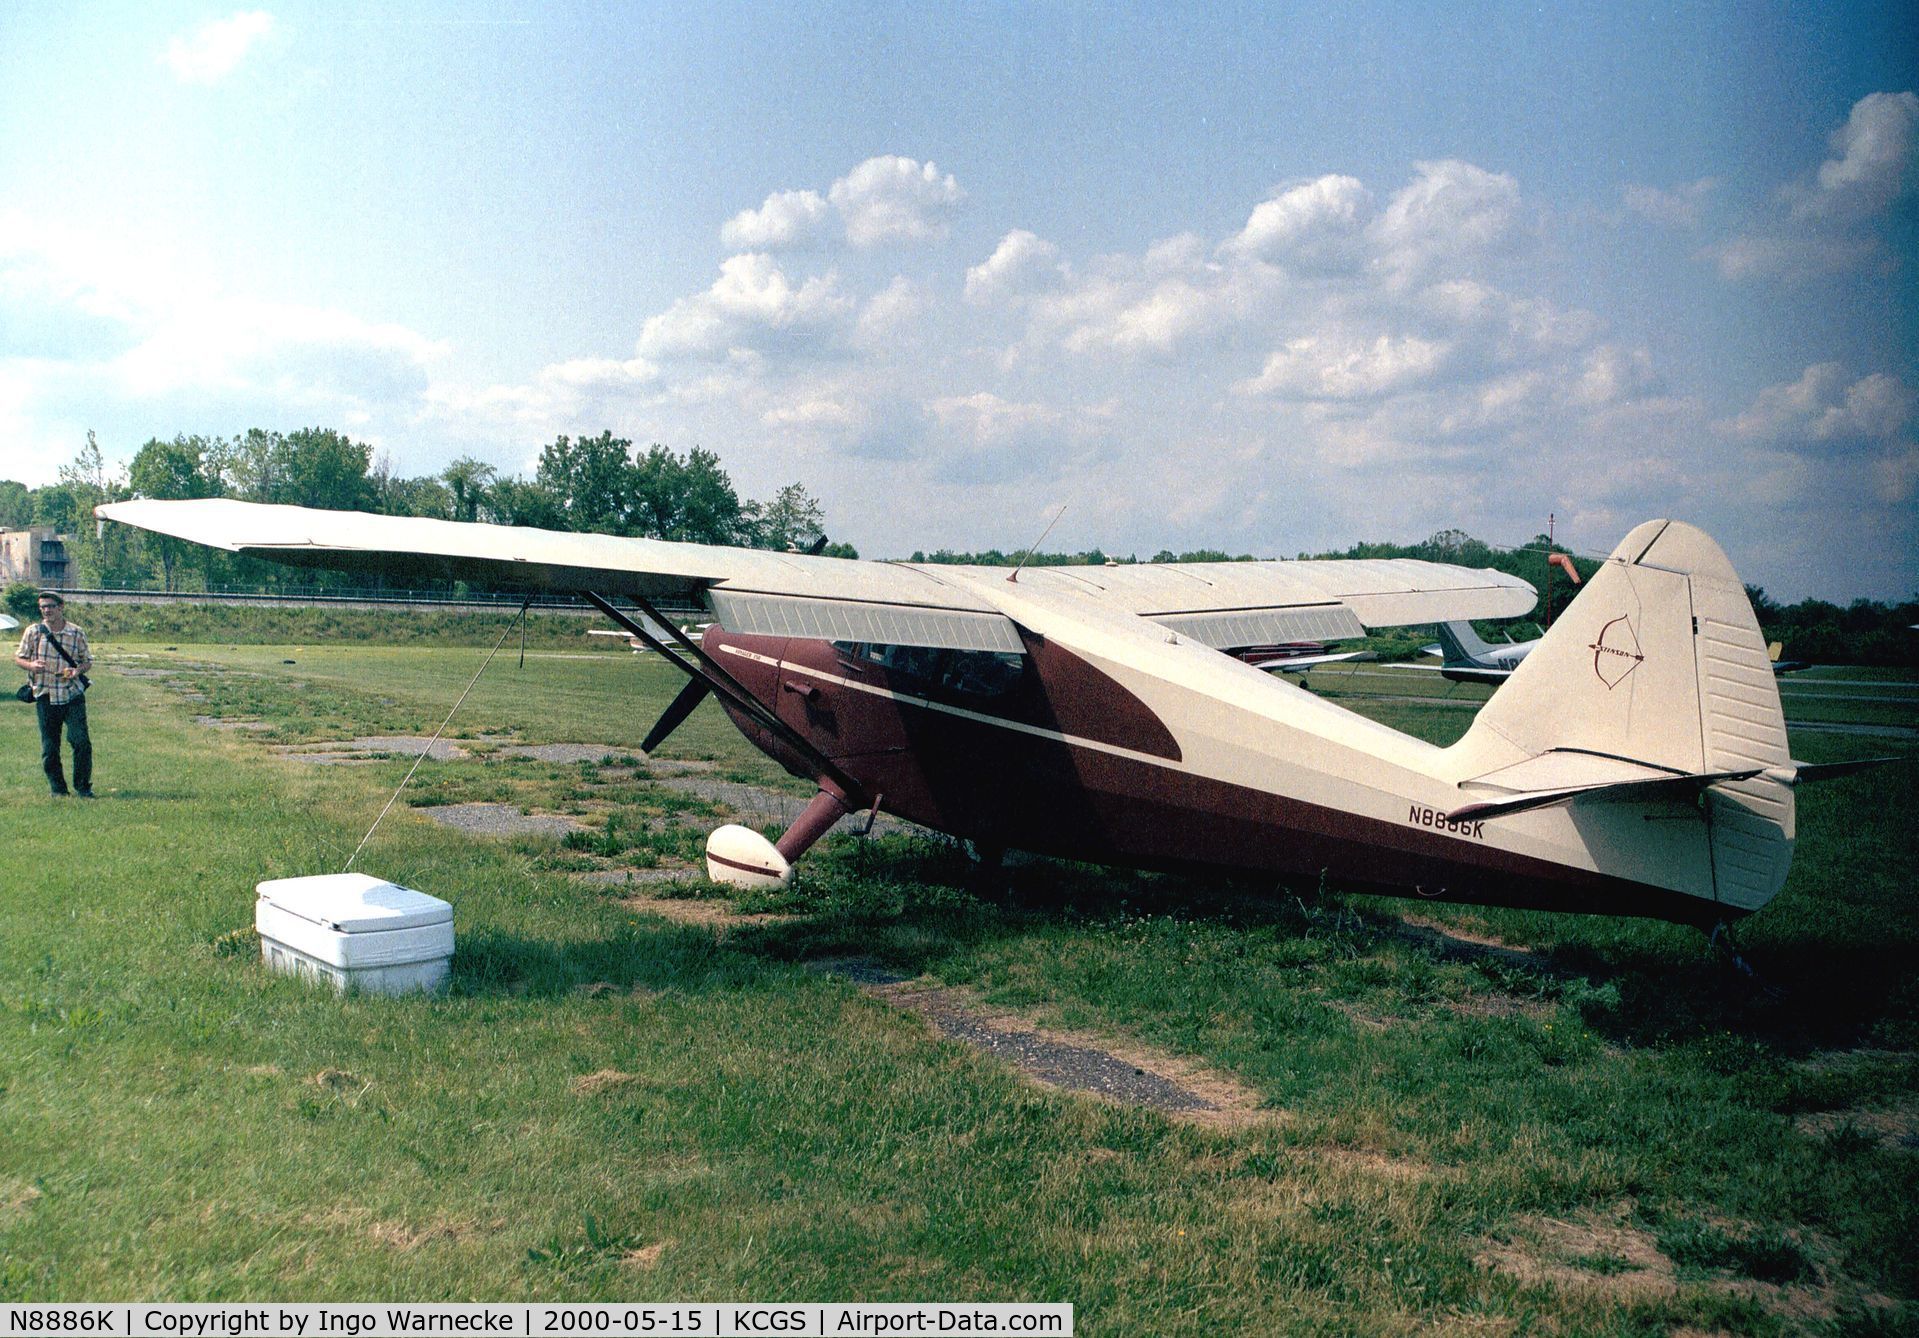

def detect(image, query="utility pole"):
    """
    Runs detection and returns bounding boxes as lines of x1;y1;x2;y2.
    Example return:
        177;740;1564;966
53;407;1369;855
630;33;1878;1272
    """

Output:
1545;512;1555;629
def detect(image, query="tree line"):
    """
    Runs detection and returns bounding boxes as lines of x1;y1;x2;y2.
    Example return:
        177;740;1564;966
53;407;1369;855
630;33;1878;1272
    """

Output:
0;428;852;593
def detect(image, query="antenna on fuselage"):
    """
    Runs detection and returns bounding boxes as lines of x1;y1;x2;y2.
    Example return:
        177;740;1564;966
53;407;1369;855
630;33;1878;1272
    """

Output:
1007;505;1067;584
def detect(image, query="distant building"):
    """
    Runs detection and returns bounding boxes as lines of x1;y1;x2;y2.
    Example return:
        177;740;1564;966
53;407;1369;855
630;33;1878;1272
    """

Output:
0;527;73;587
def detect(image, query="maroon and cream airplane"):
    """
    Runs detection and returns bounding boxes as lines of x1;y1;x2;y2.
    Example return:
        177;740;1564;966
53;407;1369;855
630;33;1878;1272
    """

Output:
100;499;1849;927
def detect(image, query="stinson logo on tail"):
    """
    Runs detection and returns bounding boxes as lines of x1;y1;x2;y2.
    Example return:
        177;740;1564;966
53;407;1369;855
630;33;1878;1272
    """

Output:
1588;614;1645;689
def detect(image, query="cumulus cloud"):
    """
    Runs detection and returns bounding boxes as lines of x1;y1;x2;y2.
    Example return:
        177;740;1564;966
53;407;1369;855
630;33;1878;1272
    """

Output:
1238;333;1447;401
925;392;1076;482
964;230;1062;304
1721;363;1914;449
0;209;466;485
163;11;275;85
928;391;1059;440
854;276;924;346
1059;277;1228;356
1709;92;1916;283
637;253;853;360
1623;178;1717;228
115;298;444;405
720;189;830;250
1225;175;1371;270
1367;160;1521;285
1;213;443;413
1572;345;1664;406
443;355;657;428
1025;232;1269;357
1703;233;1881;282
1795;90;1919;221
762;395;859;431
1876;447;1919;504
828;156;965;247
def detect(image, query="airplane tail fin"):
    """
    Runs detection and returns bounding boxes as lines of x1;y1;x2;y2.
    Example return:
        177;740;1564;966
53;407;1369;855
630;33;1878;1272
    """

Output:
1451;520;1795;912
1434;619;1497;666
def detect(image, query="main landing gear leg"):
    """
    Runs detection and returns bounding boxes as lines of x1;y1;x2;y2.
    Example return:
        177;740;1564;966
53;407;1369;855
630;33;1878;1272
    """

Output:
1707;920;1759;981
705;786;853;888
963;839;1008;895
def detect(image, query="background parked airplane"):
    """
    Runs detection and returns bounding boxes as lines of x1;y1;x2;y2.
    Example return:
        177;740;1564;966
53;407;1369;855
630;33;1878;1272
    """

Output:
1397;620;1539;684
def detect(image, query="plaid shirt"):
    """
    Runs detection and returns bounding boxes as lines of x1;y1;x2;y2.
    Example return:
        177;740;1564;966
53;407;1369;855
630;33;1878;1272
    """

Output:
17;621;91;705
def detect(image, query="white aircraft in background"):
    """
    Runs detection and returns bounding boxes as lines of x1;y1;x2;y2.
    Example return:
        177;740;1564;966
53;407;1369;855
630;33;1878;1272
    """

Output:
99;498;1883;929
0;613;17;633
588;614;709;652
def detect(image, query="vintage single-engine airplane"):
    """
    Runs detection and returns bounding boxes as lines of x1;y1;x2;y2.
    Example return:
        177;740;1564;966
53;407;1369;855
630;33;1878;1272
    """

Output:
100;499;1864;927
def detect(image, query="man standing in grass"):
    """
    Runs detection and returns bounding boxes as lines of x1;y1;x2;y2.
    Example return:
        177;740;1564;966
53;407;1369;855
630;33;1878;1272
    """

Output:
14;591;94;798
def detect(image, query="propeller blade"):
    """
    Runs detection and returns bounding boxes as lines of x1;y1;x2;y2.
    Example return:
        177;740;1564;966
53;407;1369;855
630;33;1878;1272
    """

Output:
641;678;712;755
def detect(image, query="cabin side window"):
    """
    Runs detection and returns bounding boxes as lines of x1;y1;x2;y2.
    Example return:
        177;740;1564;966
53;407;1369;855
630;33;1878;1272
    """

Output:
835;642;1025;699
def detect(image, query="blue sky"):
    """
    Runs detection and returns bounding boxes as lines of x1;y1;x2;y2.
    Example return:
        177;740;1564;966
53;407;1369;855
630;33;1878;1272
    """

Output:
1;1;1915;600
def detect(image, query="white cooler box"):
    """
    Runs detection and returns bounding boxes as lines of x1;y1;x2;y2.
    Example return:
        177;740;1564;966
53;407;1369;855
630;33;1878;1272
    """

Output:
255;873;454;995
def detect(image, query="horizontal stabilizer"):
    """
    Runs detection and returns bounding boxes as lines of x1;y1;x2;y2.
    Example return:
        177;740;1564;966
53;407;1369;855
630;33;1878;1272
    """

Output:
1448;766;1764;822
1780;756;1907;784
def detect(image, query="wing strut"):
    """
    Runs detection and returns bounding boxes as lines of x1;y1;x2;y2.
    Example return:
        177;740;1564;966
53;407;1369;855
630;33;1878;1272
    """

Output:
582;590;868;805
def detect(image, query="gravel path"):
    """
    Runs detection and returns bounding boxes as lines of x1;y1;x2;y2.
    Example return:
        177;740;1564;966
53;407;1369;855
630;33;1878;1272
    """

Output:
489;743;631;763
812;959;1228;1115
417;803;586;838
281;735;472;763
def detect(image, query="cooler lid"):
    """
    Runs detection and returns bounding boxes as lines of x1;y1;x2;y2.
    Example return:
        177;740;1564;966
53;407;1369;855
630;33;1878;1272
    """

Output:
255;872;452;933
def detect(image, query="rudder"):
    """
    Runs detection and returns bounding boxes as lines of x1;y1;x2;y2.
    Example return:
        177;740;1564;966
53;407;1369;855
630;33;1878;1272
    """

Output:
1454;520;1794;911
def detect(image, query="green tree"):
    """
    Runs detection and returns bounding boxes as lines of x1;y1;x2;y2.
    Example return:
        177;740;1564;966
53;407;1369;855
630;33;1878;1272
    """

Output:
367;453;452;518
752;482;827;552
280;427;372;510
128;435;222;589
208;429;283;501
0;480;31;528
441;456;498;523
485;478;568;529
4;582;39;620
630;444;686;539
675;447;745;544
56;433;145;586
128;435;220;503
32;483;83;532
537;432;634;533
626;443;749;543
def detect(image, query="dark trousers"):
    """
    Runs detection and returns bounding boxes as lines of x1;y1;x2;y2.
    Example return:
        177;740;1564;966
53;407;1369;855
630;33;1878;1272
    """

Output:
36;696;91;794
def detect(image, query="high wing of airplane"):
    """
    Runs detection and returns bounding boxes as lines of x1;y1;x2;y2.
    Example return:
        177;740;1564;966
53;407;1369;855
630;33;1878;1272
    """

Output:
0;613;18;633
99;499;1872;927
1398;620;1540;684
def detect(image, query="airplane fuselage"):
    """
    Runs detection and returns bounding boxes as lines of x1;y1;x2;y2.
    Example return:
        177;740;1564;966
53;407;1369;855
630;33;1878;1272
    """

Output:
702;624;1727;925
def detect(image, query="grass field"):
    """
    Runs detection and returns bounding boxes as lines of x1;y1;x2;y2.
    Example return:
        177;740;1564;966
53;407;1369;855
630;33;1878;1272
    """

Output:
2;634;1916;1334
